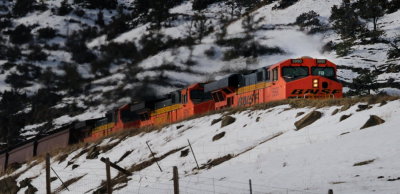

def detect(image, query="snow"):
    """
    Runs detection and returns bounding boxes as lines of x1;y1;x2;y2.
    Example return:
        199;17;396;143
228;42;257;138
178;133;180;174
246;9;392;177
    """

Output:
3;99;400;194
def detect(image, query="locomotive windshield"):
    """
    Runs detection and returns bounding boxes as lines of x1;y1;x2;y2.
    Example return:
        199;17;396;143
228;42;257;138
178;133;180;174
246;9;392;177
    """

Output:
282;66;309;80
190;90;212;103
312;67;335;78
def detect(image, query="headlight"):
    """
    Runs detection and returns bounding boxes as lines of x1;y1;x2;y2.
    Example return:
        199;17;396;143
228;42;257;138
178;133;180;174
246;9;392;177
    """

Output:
313;79;318;88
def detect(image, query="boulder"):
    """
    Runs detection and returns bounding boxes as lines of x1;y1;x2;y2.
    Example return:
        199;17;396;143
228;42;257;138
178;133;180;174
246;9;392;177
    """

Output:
360;115;385;129
340;114;352;122
211;118;222;125
221;116;236;128
294;111;322;130
212;132;226;141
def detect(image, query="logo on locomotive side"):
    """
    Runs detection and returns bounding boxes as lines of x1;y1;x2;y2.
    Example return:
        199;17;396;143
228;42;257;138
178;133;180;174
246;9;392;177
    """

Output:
238;93;259;106
290;89;340;95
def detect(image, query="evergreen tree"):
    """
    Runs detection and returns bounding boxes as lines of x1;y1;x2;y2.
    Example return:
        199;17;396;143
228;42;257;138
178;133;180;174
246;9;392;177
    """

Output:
10;24;32;44
59;63;85;95
13;0;35;17
96;10;105;27
330;0;365;39
58;0;73;16
351;69;378;95
354;0;388;32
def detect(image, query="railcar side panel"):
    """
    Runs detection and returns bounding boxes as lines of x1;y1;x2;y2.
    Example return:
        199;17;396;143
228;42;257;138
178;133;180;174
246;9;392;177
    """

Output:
36;129;70;156
0;153;6;173
8;142;34;165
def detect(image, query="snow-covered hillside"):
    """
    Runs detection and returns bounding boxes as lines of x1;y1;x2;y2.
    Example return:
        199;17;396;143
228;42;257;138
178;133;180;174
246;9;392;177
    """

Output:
2;97;400;194
1;0;400;155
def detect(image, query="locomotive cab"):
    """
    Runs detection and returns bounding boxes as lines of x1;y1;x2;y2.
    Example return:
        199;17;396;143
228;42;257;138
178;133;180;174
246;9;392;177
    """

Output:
280;58;343;99
204;74;241;110
181;83;214;116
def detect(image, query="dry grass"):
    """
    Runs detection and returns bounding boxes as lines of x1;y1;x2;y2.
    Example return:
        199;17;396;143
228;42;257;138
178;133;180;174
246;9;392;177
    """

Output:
353;159;375;166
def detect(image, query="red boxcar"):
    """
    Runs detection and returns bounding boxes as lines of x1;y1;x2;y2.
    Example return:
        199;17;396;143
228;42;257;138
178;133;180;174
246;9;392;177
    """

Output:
7;141;35;166
0;152;6;173
36;129;70;156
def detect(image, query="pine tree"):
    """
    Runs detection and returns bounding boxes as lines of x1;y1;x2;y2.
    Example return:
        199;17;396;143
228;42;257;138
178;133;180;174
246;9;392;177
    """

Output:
330;0;366;39
355;0;388;32
96;10;105;27
351;69;378;95
13;0;35;17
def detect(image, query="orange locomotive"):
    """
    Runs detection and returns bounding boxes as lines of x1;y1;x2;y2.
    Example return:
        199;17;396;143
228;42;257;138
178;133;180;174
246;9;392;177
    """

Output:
84;57;342;142
206;57;342;110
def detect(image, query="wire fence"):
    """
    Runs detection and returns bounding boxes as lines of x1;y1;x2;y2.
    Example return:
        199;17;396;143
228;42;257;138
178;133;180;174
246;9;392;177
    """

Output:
44;164;327;194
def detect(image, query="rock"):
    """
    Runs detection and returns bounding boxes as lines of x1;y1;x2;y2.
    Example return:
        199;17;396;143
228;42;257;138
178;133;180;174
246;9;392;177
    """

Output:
211;118;222;125
72;164;79;170
360;115;385;129
25;184;38;194
294;111;322;130
180;149;189;157
256;117;260;122
212;132;226;141
339;114;352;122
221;116;236;128
296;112;305;117
86;146;100;159
331;108;339;116
356;104;372;112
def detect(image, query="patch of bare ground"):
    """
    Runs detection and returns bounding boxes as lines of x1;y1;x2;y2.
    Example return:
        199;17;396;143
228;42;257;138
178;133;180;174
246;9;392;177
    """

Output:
128;146;186;172
116;150;134;164
199;132;283;170
53;174;86;193
330;181;346;184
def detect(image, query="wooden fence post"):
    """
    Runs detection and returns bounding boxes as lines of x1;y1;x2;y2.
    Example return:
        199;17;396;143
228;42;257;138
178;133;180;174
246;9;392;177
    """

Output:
173;166;179;194
249;179;252;194
187;139;200;169
328;189;333;194
46;153;51;194
105;158;112;194
146;141;163;172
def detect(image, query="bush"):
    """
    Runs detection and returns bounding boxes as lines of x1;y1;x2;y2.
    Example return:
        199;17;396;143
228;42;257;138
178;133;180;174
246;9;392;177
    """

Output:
387;0;400;13
193;0;221;10
66;31;97;63
6;46;22;61
272;0;299;10
223;41;284;61
296;11;320;28
334;39;354;57
204;46;216;58
27;46;48;61
0;18;12;30
37;27;57;39
74;8;85;17
295;11;330;34
13;0;35;17
58;0;73;16
75;0;118;9
10;24;32;44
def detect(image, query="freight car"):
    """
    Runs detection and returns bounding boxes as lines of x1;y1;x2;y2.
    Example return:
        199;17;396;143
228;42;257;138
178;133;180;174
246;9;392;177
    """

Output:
0;119;99;172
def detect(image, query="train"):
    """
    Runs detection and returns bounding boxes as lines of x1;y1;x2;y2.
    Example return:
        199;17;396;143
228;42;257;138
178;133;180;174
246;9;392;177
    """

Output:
0;57;342;173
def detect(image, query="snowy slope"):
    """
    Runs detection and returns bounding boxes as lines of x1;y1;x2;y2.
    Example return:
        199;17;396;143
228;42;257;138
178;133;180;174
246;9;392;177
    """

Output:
4;98;400;194
1;0;400;148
